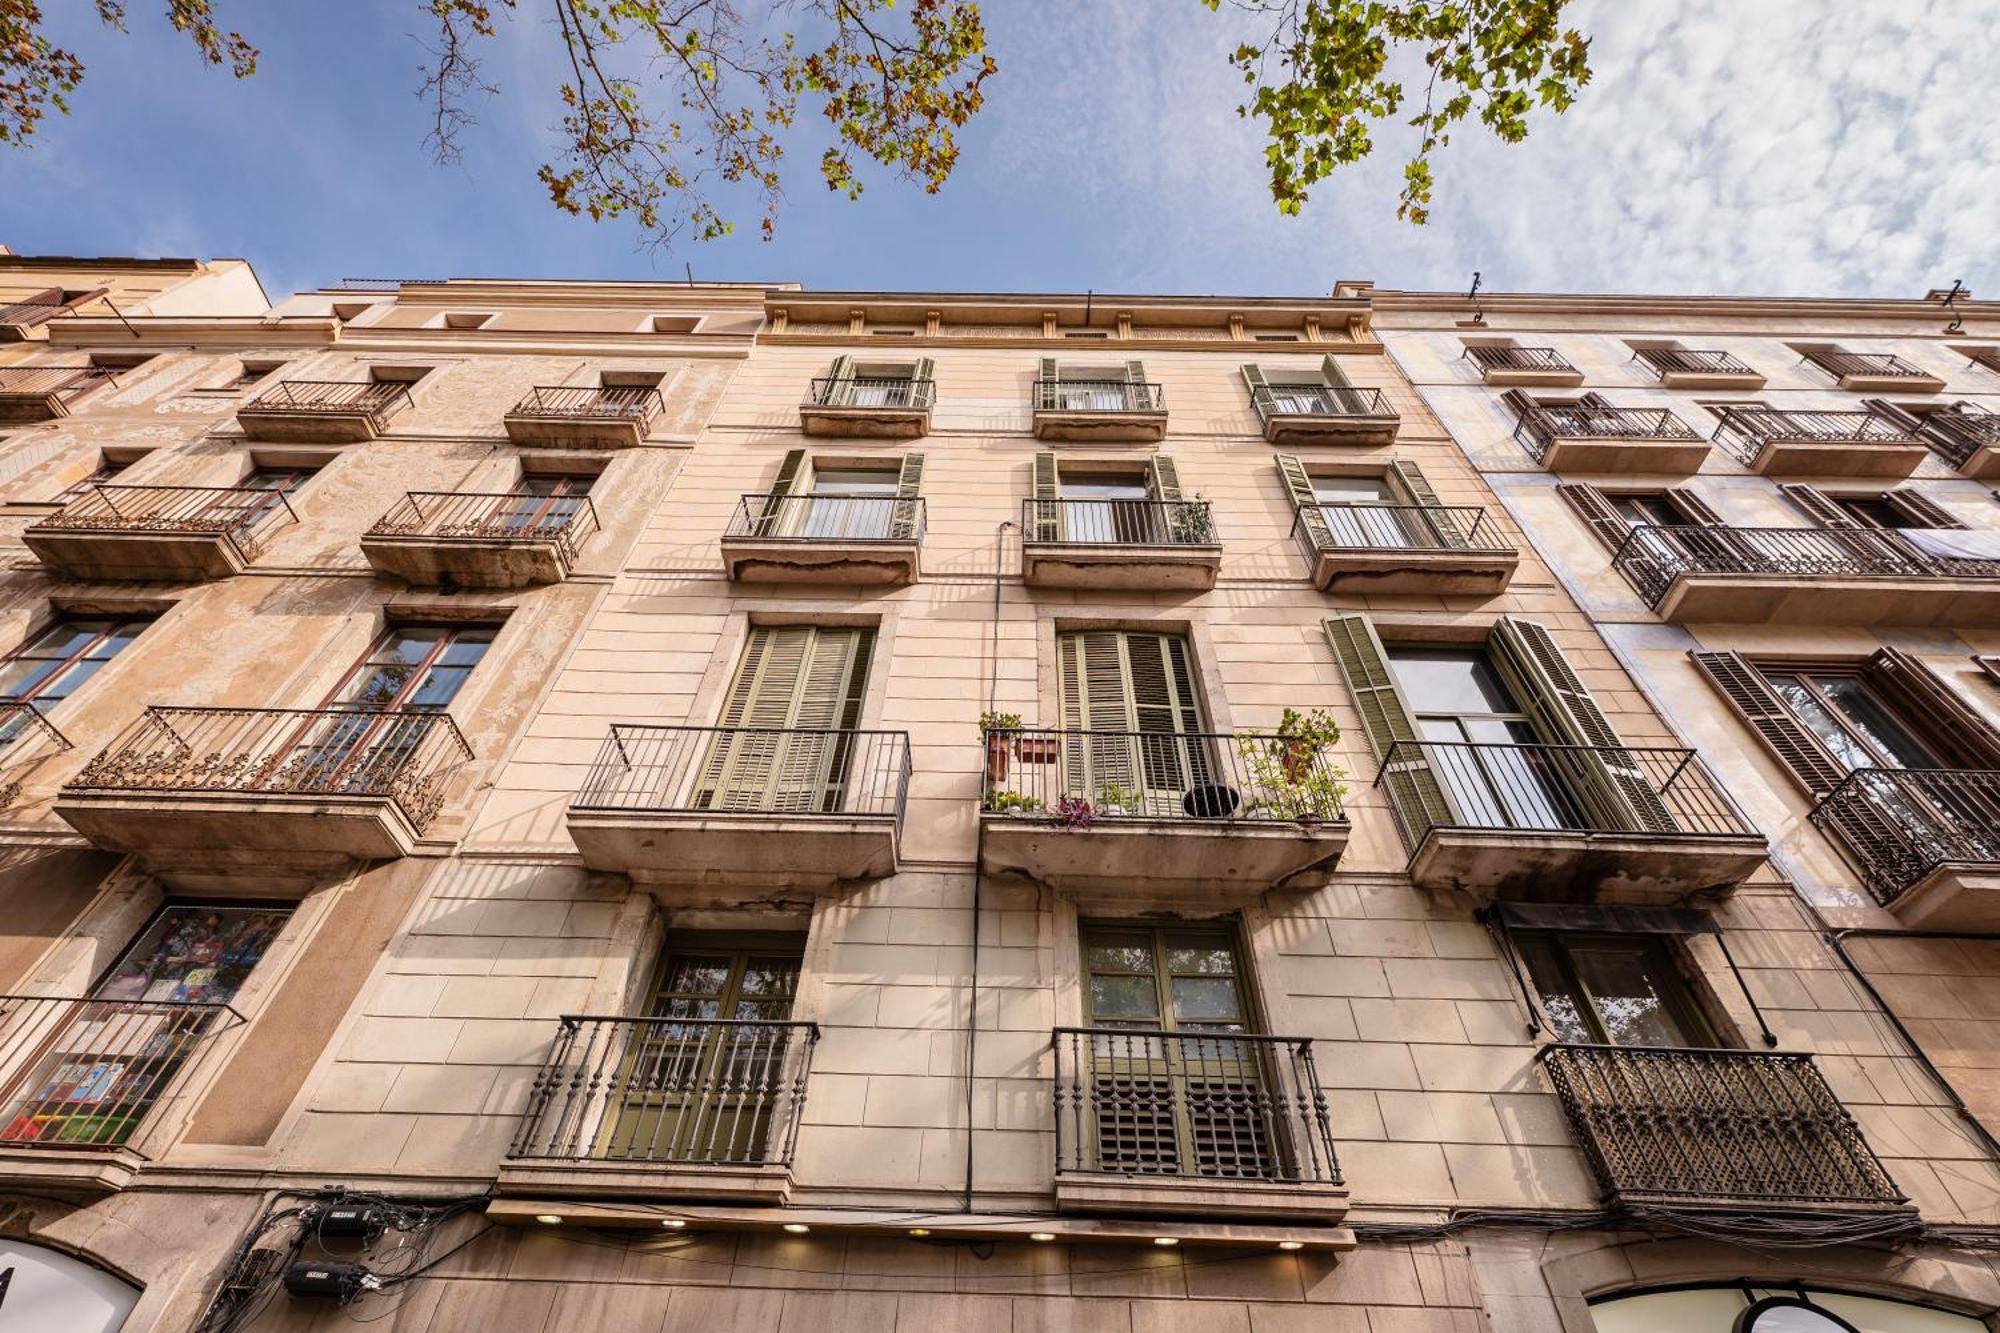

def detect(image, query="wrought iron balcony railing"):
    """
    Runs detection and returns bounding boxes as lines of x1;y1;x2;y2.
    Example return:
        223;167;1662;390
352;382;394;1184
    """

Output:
1512;403;1703;461
367;491;600;561
575;724;912;821
0;993;244;1149
0;364;119;401
66;705;473;832
1033;379;1165;413
507;384;664;424
30;484;300;560
1609;524;2000;607
1808;767;2000;907
1915;405;2000;471
0;301;70;330
0;703;71;806
1374;739;1750;850
1290;502;1510;558
507;1015;818;1168
1021;498;1215;547
243;380;412;422
803;376;936;410
1540;1043;1906;1210
1255;384;1394;421
1465;346;1578;376
1802;349;1935;382
1633;348;1761;380
1053;1027;1341;1186
982;727;1345;824
725;492;925;543
1710;406;1917;464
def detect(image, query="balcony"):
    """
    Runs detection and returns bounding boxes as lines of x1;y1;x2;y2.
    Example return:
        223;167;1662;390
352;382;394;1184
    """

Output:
0;704;71;808
1052;1027;1346;1222
55;706;473;881
1611;525;2000;627
1802;349;1945;394
1540;1044;1909;1217
567;724;911;892
1465;346;1584;387
719;493;924;586
1809;768;2000;930
1020;498;1221;591
0;993;244;1193
361;490;599;589
235;380;412;442
1254;385;1400;446
1291;503;1518;596
1376;740;1766;902
0;300;71;341
0;365;119;423
1711;407;1927;478
23;485;298;581
1512;403;1708;474
1634;347;1766;391
798;376;935;438
1914;405;2000;480
503;385;663;448
1032;379;1167;443
978;727;1350;900
499;1015;817;1205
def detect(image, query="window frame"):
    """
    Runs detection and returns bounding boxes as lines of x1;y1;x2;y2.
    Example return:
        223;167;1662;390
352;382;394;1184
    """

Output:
0;615;152;714
1517;928;1719;1049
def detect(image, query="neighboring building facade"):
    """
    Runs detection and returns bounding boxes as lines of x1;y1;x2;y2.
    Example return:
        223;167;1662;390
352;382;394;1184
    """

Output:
0;263;1995;1331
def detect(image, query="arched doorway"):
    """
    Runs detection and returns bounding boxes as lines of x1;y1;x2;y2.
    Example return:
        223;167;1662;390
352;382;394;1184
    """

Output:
0;1239;139;1333
1591;1286;1988;1333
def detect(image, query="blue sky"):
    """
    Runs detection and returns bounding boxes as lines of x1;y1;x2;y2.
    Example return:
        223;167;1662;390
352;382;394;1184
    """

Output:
2;1;1994;303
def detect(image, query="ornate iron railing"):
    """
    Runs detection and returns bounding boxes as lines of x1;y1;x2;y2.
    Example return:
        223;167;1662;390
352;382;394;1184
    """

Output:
0;703;72;807
1373;739;1751;853
1032;379;1166;413
0;301;70;330
507;384;664;425
804;376;936;410
0;993;244;1149
1465;345;1578;376
1540;1043;1906;1209
1020;498;1215;547
1255;384;1393;420
242;380;412;423
1512;403;1703;460
1808;767;2000;906
1290;502;1510;558
982;727;1345;824
0;365;118;400
1633;347;1761;379
1608;524;2000;606
507;1015;818;1167
725;492;925;543
1962;347;2000;376
1053;1027;1340;1185
1711;406;1917;464
367;491;600;561
575;724;912;822
66;705;472;831
1915;405;2000;471
30;484;300;560
1801;349;1935;382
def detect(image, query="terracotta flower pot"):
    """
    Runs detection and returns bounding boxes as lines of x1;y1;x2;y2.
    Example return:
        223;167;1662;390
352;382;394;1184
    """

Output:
985;733;1011;784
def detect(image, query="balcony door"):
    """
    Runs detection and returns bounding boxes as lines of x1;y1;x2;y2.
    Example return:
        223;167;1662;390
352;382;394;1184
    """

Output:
1057;630;1212;816
696;625;873;813
1515;929;1712;1048
195;466;312;530
286;625;493;794
1310;474;1420;549
793;467;898;540
488;473;592;534
1387;646;1580;831
0;617;149;728
1058;471;1155;545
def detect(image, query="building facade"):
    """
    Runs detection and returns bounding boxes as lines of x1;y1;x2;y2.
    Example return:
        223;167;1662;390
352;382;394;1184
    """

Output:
0;264;1995;1332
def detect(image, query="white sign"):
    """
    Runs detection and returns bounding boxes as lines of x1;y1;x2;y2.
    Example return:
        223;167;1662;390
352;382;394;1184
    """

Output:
0;1240;138;1333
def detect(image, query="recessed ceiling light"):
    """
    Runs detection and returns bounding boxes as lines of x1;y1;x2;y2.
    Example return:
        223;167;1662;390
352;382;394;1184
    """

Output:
661;1219;686;1229
1277;1240;1304;1251
1029;1232;1056;1242
534;1215;562;1226
908;1228;931;1237
1152;1236;1179;1247
782;1223;811;1234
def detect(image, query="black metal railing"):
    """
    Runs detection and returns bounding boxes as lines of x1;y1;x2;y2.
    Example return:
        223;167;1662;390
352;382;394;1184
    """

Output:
725;492;925;543
30;484;300;561
1711;406;1917;464
0;301;70;330
1374;739;1751;852
1809;767;2000;907
982;727;1345;824
0;365;118;400
1540;1043;1905;1209
1466;346;1578;376
242;380;412;423
1290;502;1510;558
1915;406;2000;471
1033;379;1166;413
804;376;936;410
1512;403;1703;461
1609;524;2000;607
1053;1027;1340;1186
575;724;912;821
66;705;473;832
367;491;600;561
1634;347;1761;380
1021;498;1215;547
1256;384;1394;420
508;1015;818;1167
0;994;244;1149
507;384;664;425
1802;349;1935;382
0;703;71;806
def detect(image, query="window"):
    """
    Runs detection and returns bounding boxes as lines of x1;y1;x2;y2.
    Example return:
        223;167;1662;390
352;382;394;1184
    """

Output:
1243;358;1371;416
1515;929;1713;1047
757;449;925;541
697;625;874;811
0;617;149;714
1252;333;1300;343
51;459;128;502
1057;630;1212;813
1083;923;1248;1033
815;357;931;408
221;362;281;391
491;473;594;533
1033;455;1186;544
327;625;494;712
1388;646;1573;830
1760;670;1941;773
1609;494;1686;528
1038;360;1152;412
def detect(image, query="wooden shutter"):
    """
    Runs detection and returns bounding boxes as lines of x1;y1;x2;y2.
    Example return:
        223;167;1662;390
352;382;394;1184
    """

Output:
1866;648;2000;767
1241;364;1276;415
1862;398;1923;432
1578;392;1618;410
825;355;856;407
1036;357;1059;412
1126;632;1210;808
757;448;810;535
1389;459;1468;549
888;452;926;540
1664;488;1724;525
1319;354;1353;388
1124;360;1148;384
1884;488;1965;529
1780;483;1857;528
1500;389;1543;421
1277;454;1331;551
1556;483;1631;552
1058;631;1206;811
1147;455;1183;501
1030;451;1061;541
1059;630;1138;802
1322;615;1452;836
909;356;934;385
1489;617;1675;832
703;626;871;811
1688;651;1849;794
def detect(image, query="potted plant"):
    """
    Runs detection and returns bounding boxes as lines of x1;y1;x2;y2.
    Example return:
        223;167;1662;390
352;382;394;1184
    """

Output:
1053;793;1097;830
1236;707;1347;823
986;790;1042;818
1095;782;1136;817
979;711;1021;784
1015;732;1059;764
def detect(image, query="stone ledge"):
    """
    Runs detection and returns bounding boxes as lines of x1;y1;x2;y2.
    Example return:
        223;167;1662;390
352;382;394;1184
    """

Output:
1054;1171;1349;1224
496;1161;794;1206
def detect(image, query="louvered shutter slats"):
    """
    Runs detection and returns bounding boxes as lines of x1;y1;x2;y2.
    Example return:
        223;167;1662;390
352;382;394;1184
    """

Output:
1689;651;1849;793
1780;483;1857;529
1322;616;1453;838
1277;454;1331;553
1389;459;1468;549
1867;648;2000;768
1242;364;1276;417
704;626;871;812
1884;489;1965;530
889;452;926;539
759;448;809;536
1031;451;1061;541
825;355;857;407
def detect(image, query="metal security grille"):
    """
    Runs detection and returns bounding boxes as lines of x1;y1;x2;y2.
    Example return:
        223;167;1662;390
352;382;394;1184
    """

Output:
1809;767;2000;906
1710;407;1917;465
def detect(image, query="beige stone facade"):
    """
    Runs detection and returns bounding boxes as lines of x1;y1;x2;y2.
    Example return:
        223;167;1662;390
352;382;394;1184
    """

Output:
0;265;1994;1330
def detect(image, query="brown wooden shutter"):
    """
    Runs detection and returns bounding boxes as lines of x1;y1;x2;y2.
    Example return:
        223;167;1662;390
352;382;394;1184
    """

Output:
1276;454;1330;552
757;448;809;535
1664;488;1724;526
1861;397;1923;432
1389;459;1468;549
1556;483;1631;552
1688;651;1848;794
1500;388;1542;420
1779;483;1857;528
1883;488;1965;529
1579;392;1617;410
1322;615;1453;838
1030;451;1060;541
888;452;926;540
1866;648;2000;767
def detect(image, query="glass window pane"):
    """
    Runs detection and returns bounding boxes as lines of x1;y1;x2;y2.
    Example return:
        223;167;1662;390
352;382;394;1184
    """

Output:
91;906;290;1005
1165;942;1235;976
1519;937;1594;1044
661;957;730;998
1815;675;1940;769
0;657;61;699
437;633;494;668
1085;941;1154;974
86;623;144;660
25;621;109;659
405;666;472;710
1388;649;1520;716
1310;476;1392;503
341;666;415;707
1568;942;1701;1048
1089;974;1160;1023
1169;976;1242;1024
35;656;107;703
372;628;447;666
1767;676;1883;772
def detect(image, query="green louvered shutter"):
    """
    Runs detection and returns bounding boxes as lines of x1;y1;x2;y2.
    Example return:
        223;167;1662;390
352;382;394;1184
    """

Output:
1037;357;1059;412
1242;364;1276;420
1323;615;1452;845
1389;459;1468;549
758;448;810;536
889;452;926;539
1148;454;1189;544
700;626;872;812
1058;630;1206;814
1322;354;1366;414
908;356;935;409
1277;454;1330;552
1030;451;1061;541
825;355;857;407
1125;359;1150;412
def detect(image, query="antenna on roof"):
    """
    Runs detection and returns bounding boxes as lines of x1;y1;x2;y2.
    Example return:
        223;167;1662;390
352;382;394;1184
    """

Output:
685;262;695;287
1938;279;1966;335
1466;271;1486;326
